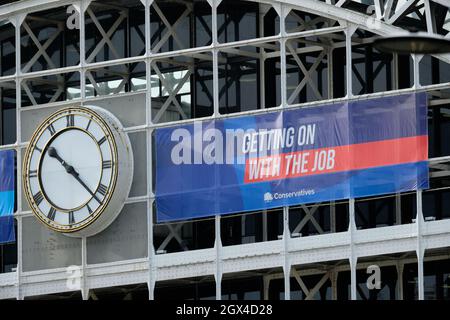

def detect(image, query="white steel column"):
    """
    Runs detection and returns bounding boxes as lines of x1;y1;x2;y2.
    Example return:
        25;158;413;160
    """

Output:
283;206;291;300
345;23;357;299
147;199;156;300
211;0;220;117
212;0;222;300
143;0;152;56
258;4;270;109
345;24;356;99
78;1;88;102
146;93;156;300
281;6;289;298
81;237;88;300
144;0;156;300
79;1;88;301
349;198;357;300
416;190;425;300
280;4;287;108
12;12;25;301
412;54;422;90
143;0;157;300
212;49;219;116
215;215;222;300
15;216;22;300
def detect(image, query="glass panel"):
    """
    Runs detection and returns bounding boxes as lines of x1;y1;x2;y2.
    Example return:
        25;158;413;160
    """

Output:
221;209;283;246
151;54;213;123
85;1;145;62
355;195;396;230
217;0;257;43
85;63;145;98
0;81;16;145
0;221;17;273
21;72;80;107
0;22;15;77
150;0;212;53
154;215;215;254
20;6;80;72
155;277;215;300
289;201;348;236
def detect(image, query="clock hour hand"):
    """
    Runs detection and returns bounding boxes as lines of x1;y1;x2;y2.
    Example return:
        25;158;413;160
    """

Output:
47;147;73;173
47;147;102;204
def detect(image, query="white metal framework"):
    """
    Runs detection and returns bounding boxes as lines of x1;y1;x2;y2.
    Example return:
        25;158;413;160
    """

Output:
0;0;449;300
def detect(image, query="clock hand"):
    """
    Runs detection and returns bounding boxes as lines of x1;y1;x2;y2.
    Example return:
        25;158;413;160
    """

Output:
69;172;103;204
47;147;72;173
47;147;102;204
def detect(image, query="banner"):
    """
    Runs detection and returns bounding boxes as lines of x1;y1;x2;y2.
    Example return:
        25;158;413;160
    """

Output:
0;150;15;243
155;93;429;222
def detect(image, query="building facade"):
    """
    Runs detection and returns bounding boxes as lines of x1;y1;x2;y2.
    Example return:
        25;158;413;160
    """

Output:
0;0;450;300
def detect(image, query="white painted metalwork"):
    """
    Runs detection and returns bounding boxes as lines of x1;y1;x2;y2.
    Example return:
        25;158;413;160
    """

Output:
0;0;449;300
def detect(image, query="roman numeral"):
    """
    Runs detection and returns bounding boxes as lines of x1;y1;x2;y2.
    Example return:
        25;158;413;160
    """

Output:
87;204;93;214
98;136;107;146
102;160;113;169
47;207;56;220
35;146;42;153
66;114;75;127
97;184;108;196
69;211;75;224
33;191;44;206
29;170;37;178
48;123;56;136
86;118;92;131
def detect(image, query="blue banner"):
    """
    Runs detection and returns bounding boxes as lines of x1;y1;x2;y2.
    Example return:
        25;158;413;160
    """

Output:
155;93;429;222
0;150;15;243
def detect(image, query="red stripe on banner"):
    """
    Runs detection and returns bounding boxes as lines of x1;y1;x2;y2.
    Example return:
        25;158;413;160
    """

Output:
244;135;428;183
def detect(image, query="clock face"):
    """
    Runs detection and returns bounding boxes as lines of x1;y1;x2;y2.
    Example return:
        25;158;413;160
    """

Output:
23;107;132;236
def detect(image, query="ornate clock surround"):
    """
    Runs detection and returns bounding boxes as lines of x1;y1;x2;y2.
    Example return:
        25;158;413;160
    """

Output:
22;106;134;237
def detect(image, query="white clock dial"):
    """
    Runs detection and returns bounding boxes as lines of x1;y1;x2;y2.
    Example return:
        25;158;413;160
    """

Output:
23;107;133;237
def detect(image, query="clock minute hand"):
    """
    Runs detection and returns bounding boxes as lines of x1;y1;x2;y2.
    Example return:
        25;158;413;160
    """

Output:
47;147;102;204
69;171;103;204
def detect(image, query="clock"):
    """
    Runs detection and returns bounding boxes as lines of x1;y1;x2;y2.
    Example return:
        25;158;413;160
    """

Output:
23;106;133;237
